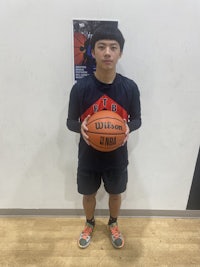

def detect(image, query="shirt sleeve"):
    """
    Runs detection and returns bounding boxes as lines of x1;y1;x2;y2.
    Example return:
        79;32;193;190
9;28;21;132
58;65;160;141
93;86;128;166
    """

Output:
66;84;81;133
127;82;142;133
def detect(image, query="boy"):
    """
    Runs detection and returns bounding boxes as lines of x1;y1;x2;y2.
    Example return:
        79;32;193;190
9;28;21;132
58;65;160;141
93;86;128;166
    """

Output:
67;25;141;249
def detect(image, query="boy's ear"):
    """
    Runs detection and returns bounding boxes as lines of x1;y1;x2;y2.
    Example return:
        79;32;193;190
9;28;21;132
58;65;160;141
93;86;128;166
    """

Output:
91;49;95;58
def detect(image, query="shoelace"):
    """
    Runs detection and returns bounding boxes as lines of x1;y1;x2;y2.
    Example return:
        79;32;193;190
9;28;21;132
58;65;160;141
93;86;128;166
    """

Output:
81;225;93;240
110;225;121;239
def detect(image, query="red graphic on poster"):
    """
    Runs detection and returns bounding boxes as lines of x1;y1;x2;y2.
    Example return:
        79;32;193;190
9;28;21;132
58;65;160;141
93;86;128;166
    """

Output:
74;32;87;65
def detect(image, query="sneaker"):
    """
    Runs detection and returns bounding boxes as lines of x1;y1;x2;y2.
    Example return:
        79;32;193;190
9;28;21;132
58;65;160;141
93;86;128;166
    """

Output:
78;222;94;248
109;222;124;248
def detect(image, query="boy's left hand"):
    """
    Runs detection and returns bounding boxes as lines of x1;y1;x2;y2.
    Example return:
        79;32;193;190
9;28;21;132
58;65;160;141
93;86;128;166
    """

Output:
122;120;130;146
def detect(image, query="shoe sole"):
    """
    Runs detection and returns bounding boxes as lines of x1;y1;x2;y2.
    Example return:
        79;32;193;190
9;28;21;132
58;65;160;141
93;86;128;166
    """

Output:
111;239;125;249
78;240;91;249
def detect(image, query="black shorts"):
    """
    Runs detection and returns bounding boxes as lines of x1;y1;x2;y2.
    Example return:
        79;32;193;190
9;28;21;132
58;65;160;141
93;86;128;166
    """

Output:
77;167;128;195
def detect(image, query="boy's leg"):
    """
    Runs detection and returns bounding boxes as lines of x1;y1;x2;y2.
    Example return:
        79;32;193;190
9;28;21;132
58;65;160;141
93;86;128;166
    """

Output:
103;168;127;249
78;193;96;249
109;193;121;219
77;169;101;249
108;194;124;249
83;193;97;221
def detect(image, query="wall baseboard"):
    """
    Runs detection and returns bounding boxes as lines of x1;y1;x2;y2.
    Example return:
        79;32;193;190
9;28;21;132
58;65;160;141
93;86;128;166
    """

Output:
0;209;200;218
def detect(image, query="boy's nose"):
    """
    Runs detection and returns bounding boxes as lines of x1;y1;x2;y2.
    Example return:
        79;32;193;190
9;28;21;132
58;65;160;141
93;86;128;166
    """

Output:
105;47;111;55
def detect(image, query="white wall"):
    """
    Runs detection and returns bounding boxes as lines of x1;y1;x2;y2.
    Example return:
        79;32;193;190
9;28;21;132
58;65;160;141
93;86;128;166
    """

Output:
0;0;199;210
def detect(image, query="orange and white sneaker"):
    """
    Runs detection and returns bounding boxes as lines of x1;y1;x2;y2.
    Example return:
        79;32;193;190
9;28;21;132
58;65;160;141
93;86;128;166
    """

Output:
109;222;124;248
78;222;94;248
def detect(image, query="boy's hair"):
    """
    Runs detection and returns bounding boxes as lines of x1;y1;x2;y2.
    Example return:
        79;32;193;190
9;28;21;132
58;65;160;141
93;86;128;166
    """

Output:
91;25;125;52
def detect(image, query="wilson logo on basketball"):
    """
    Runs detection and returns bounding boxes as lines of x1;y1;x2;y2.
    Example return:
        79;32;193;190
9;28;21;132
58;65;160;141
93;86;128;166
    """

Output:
95;122;123;131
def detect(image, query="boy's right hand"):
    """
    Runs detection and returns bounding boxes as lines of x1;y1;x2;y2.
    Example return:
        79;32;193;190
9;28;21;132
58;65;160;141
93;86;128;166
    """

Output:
81;115;90;145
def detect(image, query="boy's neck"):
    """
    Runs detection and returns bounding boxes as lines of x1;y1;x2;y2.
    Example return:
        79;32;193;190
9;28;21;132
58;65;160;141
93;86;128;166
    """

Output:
94;69;116;84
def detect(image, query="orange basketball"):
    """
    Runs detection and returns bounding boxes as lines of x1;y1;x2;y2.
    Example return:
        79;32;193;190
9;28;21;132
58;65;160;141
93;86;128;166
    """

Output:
87;110;126;152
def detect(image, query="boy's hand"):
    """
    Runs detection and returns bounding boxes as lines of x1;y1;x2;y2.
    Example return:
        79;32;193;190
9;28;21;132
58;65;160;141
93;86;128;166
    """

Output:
81;115;90;145
122;120;130;146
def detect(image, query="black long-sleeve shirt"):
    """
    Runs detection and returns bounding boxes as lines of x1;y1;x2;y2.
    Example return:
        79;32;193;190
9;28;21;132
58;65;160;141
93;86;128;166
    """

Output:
67;73;141;171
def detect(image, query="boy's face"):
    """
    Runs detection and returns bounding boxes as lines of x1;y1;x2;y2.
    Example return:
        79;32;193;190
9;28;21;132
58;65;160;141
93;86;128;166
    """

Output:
92;40;122;71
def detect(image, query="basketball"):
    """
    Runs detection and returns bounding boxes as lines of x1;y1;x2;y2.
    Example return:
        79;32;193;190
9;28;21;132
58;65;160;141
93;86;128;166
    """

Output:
86;110;126;152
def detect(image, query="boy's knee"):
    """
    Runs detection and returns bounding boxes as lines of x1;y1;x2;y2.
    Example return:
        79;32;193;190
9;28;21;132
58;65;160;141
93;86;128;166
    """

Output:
83;193;96;202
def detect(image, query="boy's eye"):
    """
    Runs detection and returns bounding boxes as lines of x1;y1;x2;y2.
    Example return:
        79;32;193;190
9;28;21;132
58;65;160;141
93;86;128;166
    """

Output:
98;45;105;50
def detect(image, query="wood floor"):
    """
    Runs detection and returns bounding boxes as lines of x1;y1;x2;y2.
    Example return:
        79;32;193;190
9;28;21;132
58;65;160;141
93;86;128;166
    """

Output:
0;217;200;267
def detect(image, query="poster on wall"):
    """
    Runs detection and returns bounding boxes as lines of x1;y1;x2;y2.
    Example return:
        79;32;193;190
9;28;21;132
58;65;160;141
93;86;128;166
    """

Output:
73;19;118;81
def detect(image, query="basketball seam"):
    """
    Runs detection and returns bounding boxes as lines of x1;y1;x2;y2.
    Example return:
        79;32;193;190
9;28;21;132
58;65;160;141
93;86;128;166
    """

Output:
87;131;125;136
